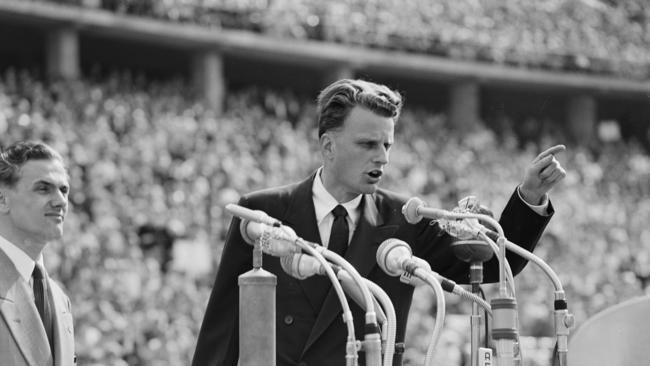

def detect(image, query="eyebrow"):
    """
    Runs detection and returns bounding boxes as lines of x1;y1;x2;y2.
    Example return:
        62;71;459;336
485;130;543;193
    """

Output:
356;136;393;144
33;179;70;191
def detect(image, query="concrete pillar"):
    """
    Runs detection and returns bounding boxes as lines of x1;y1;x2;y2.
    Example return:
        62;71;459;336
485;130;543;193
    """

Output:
46;27;79;80
193;50;225;114
449;81;480;131
566;95;596;145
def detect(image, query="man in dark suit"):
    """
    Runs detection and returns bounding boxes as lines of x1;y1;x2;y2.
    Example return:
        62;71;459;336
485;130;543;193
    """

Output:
192;79;566;366
0;141;76;366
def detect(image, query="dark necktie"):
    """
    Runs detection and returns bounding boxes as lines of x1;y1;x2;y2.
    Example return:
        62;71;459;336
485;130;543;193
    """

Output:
33;263;55;355
309;205;351;309
329;205;349;257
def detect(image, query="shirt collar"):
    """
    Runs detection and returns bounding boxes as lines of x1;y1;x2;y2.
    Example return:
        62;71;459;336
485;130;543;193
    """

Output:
313;167;362;225
0;233;43;282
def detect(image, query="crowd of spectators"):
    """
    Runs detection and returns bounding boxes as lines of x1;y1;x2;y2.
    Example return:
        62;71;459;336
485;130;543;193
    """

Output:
30;0;650;78
1;67;649;365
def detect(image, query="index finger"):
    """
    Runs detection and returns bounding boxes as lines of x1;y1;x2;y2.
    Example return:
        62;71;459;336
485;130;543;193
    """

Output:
533;144;566;163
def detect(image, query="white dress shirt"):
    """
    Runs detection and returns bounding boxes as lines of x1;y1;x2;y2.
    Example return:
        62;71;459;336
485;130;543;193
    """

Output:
0;233;44;300
312;168;362;249
517;189;550;216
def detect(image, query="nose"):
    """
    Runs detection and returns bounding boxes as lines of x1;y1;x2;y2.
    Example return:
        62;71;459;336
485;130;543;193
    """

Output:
50;190;68;212
374;146;389;165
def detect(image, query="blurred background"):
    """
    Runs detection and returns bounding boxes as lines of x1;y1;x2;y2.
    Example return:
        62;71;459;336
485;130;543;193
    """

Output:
0;0;648;365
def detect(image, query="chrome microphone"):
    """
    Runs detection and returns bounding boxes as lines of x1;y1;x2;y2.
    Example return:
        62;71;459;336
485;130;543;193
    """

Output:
280;252;329;279
403;196;500;241
226;203;282;226
402;197;455;224
240;220;300;257
376;238;431;276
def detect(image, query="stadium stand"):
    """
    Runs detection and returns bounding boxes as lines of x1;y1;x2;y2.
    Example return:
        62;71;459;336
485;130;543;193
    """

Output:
1;1;649;365
34;0;650;78
2;68;649;365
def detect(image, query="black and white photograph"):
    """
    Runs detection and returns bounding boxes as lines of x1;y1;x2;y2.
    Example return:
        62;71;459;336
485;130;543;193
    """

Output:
0;1;648;365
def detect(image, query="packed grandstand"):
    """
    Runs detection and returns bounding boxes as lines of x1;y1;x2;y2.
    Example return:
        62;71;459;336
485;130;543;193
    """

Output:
43;0;650;78
1;1;649;365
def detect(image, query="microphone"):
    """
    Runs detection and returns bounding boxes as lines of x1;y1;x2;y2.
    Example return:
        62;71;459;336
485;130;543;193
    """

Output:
226;203;282;226
376;238;432;276
376;238;454;292
280;253;388;325
226;206;283;365
377;238;448;365
377;238;493;312
440;219;482;240
441;219;501;243
280;252;329;279
402;197;454;224
240;220;301;257
443;196;499;240
404;196;500;241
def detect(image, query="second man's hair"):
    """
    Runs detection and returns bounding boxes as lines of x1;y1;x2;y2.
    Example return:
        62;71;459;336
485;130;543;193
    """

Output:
0;141;64;187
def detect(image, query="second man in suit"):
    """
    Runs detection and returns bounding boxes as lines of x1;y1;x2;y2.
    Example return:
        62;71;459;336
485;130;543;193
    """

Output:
0;141;75;366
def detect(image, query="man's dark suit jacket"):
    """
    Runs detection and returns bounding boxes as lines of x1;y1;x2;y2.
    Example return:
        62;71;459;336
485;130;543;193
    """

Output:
192;172;553;366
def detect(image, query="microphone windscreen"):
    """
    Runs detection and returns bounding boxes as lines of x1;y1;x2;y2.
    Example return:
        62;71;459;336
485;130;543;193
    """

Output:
281;253;325;279
402;197;424;224
281;254;307;279
376;238;412;276
240;219;257;245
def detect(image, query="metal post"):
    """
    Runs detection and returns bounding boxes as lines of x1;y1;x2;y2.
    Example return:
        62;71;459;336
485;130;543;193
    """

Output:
238;241;277;366
470;262;483;366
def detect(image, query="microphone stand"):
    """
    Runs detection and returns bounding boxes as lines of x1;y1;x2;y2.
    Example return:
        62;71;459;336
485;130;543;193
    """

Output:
318;249;382;366
363;279;397;366
228;204;360;365
294;239;360;365
415;269;447;366
452;239;494;366
238;228;277;366
481;233;520;366
498;238;575;366
376;239;446;366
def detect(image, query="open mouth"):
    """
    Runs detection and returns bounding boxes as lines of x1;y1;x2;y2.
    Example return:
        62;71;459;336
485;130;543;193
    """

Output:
367;170;383;179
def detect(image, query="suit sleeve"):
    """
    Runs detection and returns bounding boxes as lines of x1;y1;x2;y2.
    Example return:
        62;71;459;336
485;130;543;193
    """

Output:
482;189;554;282
191;197;253;366
414;189;553;284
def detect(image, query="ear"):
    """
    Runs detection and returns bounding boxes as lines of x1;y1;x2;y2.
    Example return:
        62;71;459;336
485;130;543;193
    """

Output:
0;189;8;214
319;133;336;160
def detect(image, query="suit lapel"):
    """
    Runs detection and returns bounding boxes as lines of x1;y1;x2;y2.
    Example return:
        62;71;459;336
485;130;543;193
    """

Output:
47;275;74;366
0;252;53;366
282;174;326;312
346;194;398;279
301;193;398;355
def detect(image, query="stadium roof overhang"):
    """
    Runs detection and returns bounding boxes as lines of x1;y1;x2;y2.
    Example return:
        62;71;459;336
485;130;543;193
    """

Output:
1;0;648;97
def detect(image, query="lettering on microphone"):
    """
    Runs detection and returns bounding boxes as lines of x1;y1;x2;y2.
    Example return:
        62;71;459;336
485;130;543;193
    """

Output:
478;347;493;366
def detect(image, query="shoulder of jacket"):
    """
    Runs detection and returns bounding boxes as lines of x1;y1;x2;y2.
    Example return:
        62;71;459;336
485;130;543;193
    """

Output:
239;182;297;209
375;187;410;207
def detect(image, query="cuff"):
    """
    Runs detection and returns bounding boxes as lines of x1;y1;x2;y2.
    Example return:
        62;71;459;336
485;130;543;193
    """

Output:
517;186;550;216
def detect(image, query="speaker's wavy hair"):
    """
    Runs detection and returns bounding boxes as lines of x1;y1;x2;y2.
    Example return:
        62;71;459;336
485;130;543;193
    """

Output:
317;79;403;137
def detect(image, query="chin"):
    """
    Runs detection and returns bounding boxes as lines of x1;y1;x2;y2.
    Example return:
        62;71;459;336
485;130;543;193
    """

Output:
360;184;379;194
46;229;64;241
